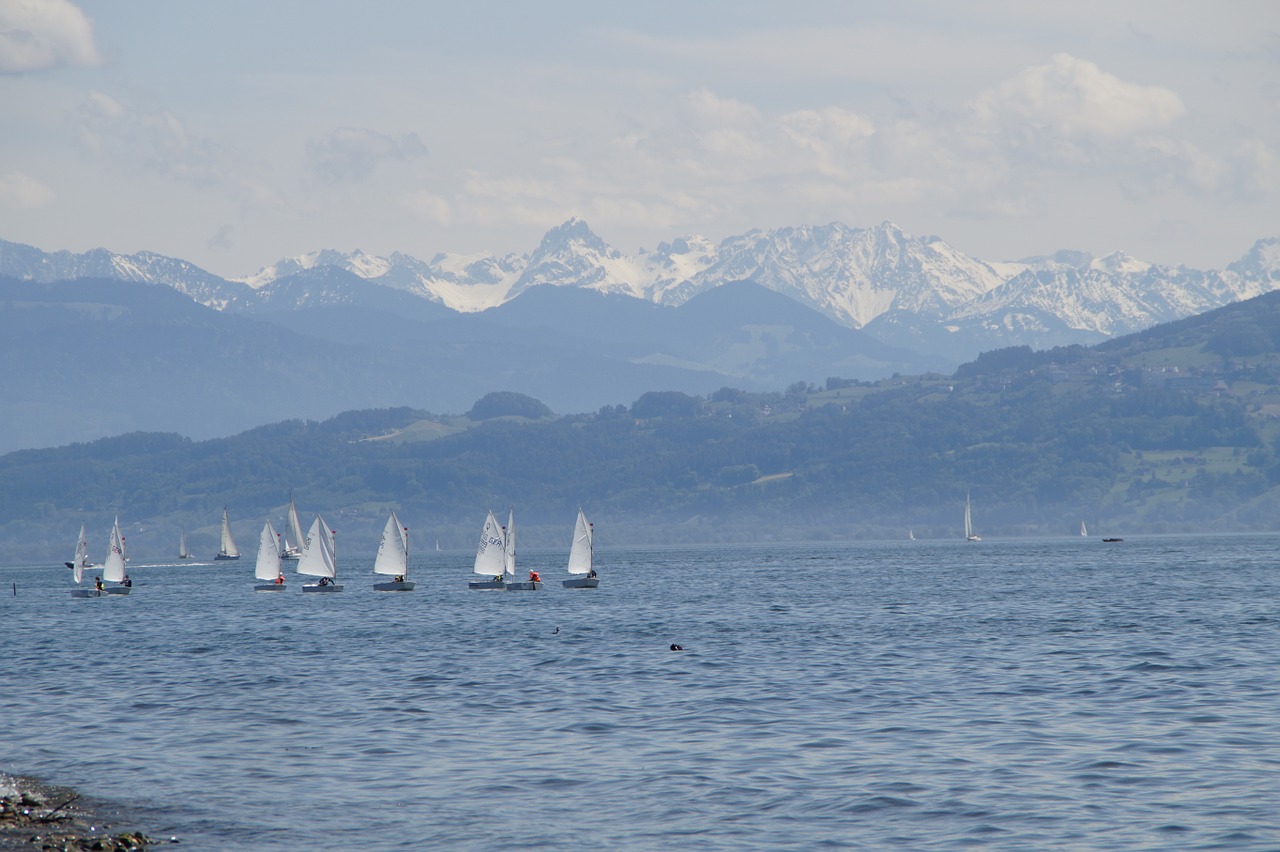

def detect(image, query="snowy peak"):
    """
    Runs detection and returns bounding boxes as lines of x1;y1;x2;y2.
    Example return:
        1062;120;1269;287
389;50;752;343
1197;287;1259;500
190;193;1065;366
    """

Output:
512;218;644;299
1227;237;1280;282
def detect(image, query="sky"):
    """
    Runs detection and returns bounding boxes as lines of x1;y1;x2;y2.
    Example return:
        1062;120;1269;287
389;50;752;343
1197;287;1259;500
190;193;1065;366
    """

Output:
0;1;1277;278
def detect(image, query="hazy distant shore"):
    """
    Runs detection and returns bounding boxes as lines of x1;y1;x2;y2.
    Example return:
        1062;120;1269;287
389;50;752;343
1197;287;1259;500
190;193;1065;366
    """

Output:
0;771;153;851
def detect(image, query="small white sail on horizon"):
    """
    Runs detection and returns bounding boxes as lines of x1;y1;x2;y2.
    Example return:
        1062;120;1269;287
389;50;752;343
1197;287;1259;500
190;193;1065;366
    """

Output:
216;508;240;560
1080;520;1088;537
964;493;981;542
179;527;192;559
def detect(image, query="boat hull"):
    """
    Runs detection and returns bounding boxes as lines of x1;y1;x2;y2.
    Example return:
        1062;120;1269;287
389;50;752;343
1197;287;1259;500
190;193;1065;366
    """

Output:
302;583;344;592
373;580;415;591
104;586;131;595
469;579;505;590
253;583;287;591
214;553;240;561
562;576;599;589
506;581;542;591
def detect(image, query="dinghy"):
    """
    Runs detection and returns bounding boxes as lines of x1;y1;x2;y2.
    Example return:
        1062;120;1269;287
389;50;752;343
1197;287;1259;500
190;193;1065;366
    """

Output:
214;508;241;560
178;527;194;560
561;509;598;589
469;510;507;589
65;524;95;571
280;496;305;560
69;532;96;598
504;510;541;591
372;511;414;591
299;515;342;592
101;517;132;595
254;521;287;591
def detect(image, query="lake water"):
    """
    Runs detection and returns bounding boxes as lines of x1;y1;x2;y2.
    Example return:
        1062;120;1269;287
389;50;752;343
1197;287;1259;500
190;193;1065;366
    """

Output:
1;536;1279;850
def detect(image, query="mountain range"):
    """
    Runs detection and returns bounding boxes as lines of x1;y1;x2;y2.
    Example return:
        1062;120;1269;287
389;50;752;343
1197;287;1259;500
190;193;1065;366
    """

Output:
2;221;1278;452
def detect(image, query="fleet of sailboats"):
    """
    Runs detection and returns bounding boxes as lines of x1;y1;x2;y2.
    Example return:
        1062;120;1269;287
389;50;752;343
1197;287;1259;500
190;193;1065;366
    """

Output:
215;508;240;560
254;521;286;591
562;509;598;588
298;515;341;592
372;511;413;591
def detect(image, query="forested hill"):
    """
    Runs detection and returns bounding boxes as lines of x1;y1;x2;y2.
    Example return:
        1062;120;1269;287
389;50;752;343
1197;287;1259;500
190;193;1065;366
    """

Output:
6;279;1280;561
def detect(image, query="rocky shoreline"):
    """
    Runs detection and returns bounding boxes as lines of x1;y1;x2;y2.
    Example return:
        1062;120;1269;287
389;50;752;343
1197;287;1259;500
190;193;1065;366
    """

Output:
0;775;153;851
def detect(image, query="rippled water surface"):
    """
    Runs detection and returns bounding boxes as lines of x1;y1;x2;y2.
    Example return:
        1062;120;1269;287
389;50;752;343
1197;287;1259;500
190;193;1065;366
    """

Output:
2;536;1280;849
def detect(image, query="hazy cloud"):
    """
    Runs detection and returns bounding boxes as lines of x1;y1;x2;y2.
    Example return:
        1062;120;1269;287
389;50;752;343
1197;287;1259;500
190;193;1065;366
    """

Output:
0;0;98;73
306;128;428;181
0;170;54;208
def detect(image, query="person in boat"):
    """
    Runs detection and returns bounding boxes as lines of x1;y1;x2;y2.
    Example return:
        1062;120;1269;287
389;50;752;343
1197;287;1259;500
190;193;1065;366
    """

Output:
94;576;103;591
318;576;330;586
529;570;541;583
587;568;597;579
122;575;132;587
493;575;503;584
275;574;285;585
393;575;404;583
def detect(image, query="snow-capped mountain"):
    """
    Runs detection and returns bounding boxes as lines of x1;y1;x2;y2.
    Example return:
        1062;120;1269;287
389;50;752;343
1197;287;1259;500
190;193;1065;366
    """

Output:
4;227;1280;364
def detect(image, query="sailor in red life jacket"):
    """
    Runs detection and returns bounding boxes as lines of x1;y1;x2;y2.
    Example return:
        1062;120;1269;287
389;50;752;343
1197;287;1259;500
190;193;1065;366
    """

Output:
529;570;541;583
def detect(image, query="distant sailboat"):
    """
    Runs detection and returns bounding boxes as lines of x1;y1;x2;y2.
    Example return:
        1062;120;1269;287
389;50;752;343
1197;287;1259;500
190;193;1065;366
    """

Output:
65;524;95;571
372;511;413;591
561;509;598;589
178;527;194;560
469;510;507;590
435;539;441;552
214;508;240;560
280;496;305;560
101;517;132;595
908;529;915;541
964;494;981;542
505;510;541;591
298;515;342;592
1080;520;1088;537
254;521;286;591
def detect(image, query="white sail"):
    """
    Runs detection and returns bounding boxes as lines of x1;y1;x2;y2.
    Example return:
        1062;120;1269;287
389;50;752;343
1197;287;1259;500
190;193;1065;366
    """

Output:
373;511;409;577
73;524;90;570
285;497;307;554
179;528;190;559
103;518;126;583
567;509;593;575
219;508;240;558
473;511;506;577
504;510;516;579
296;515;336;578
1080;520;1088;537
964;494;981;541
256;522;282;581
72;525;87;585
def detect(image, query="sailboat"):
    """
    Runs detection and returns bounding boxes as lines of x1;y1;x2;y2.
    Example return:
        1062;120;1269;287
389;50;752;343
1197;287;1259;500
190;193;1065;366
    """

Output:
298;515;342;592
562;509;598;589
1080;520;1088;537
69;527;96;597
64;524;96;571
280;496;305;560
372;511;414;591
505;510;541;591
469;510;508;589
100;517;132;595
178;527;194;560
214;508;240;560
908;529;915;541
964;494;981;542
253;521;287;591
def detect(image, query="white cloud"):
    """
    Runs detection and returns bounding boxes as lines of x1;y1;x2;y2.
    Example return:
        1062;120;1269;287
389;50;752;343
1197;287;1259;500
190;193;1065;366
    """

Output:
0;0;98;73
306;128;428;181
0;170;54;208
970;53;1185;144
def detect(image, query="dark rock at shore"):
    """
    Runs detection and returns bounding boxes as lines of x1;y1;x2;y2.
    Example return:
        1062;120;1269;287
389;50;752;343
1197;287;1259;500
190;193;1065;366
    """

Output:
0;778;153;851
